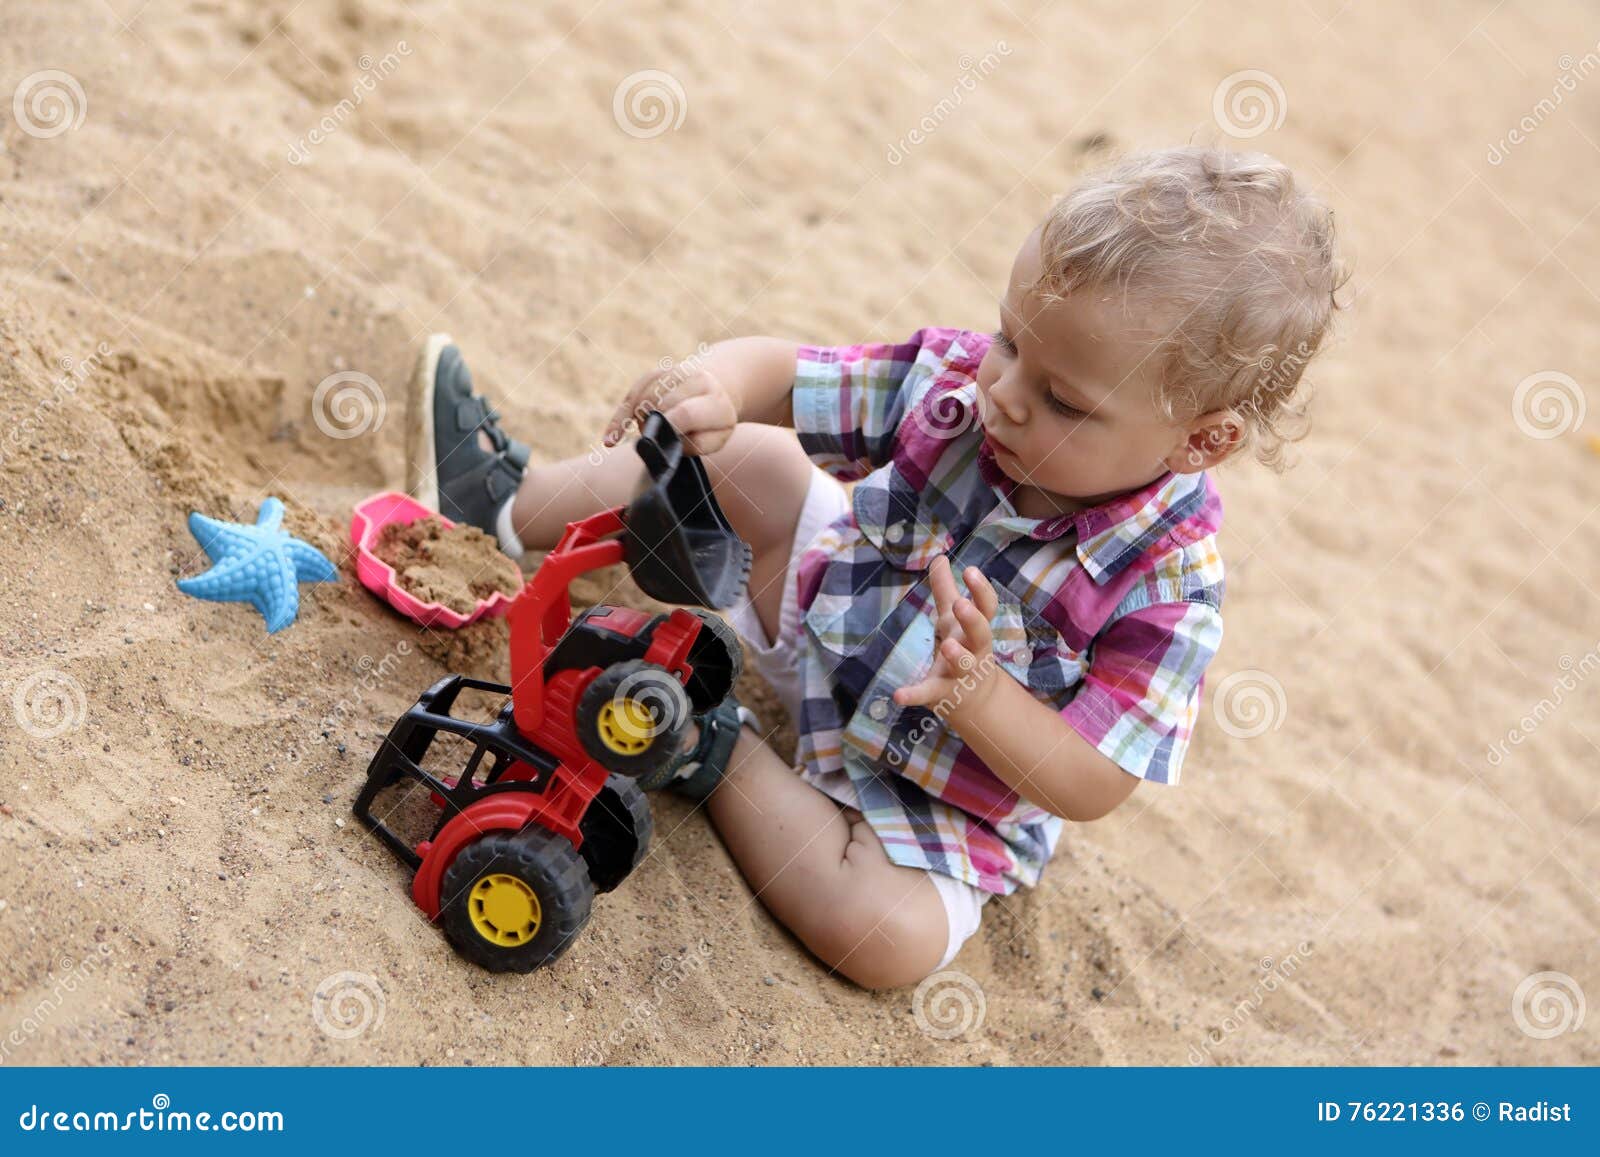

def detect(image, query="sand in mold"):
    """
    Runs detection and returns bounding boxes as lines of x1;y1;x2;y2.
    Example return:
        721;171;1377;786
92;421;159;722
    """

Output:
373;516;523;615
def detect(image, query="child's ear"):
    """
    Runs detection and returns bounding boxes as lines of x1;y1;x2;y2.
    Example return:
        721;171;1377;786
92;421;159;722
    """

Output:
1164;411;1243;474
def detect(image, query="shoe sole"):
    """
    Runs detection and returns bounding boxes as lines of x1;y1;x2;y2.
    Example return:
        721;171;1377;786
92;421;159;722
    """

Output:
406;332;453;512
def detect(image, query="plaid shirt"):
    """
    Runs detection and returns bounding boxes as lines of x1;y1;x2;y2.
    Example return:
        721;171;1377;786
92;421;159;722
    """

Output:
790;328;1225;895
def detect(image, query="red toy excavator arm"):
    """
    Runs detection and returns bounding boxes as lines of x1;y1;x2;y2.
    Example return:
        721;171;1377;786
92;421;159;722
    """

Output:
507;507;627;734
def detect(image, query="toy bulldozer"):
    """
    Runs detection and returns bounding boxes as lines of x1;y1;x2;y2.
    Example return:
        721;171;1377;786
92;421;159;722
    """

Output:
353;414;750;972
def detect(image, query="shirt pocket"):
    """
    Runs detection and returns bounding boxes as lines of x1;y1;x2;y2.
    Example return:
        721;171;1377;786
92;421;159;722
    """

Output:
850;461;956;570
988;591;1087;707
798;521;916;667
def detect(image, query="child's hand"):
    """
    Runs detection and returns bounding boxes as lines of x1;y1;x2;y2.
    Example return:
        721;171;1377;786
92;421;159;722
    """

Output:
893;556;1003;720
602;358;740;457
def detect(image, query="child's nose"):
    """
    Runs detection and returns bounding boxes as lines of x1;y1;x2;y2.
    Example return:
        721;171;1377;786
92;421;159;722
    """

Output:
985;371;1028;426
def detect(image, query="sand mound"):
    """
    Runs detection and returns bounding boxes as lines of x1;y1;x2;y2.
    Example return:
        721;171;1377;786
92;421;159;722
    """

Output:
1;0;1596;1066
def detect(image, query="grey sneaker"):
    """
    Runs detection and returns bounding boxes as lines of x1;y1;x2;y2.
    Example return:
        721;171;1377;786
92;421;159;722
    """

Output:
407;333;530;537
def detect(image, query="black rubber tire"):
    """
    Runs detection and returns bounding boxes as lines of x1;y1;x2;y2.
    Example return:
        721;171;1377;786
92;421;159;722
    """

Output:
579;774;653;893
438;828;594;973
683;609;744;712
575;659;691;777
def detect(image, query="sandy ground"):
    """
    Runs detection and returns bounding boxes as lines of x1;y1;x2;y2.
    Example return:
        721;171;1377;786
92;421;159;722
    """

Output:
1;0;1597;1066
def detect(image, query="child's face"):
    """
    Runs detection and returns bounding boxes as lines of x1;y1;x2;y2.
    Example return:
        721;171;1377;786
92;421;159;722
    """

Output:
975;230;1226;516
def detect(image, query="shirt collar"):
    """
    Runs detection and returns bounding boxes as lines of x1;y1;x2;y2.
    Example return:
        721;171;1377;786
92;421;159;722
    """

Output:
1072;469;1220;583
975;436;1219;583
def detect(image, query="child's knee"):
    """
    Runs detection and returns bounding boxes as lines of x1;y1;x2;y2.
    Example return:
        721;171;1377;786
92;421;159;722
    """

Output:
819;925;946;991
700;425;812;553
807;894;948;991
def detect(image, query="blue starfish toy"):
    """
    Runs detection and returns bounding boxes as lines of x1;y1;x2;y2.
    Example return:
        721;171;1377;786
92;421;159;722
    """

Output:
177;497;338;633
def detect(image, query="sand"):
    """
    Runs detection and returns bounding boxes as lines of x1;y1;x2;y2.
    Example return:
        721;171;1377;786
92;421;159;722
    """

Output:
373;516;522;614
1;0;1597;1066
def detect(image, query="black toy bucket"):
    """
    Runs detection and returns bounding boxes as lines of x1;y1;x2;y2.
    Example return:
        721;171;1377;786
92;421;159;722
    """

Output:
623;412;752;609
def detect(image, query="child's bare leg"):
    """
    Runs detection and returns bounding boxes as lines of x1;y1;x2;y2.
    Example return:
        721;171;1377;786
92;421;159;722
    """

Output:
706;730;948;989
506;445;645;550
510;424;813;641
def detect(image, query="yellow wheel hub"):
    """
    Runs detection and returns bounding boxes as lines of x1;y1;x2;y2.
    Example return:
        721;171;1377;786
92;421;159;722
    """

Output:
467;873;541;947
596;698;657;755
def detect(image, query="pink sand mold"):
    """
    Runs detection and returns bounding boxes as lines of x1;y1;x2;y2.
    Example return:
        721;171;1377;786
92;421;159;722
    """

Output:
350;491;520;629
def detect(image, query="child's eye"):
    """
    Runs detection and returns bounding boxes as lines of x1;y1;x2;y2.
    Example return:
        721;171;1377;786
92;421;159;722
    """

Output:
1046;393;1087;419
990;329;1016;356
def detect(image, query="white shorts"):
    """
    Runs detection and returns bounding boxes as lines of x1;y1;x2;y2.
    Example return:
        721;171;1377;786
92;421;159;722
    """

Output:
725;467;990;971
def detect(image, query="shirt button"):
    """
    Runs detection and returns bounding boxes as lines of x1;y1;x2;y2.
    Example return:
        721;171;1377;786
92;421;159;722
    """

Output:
867;696;890;721
885;521;906;544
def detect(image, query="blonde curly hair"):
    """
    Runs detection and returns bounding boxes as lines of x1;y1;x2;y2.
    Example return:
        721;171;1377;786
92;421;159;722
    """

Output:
1036;146;1347;469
